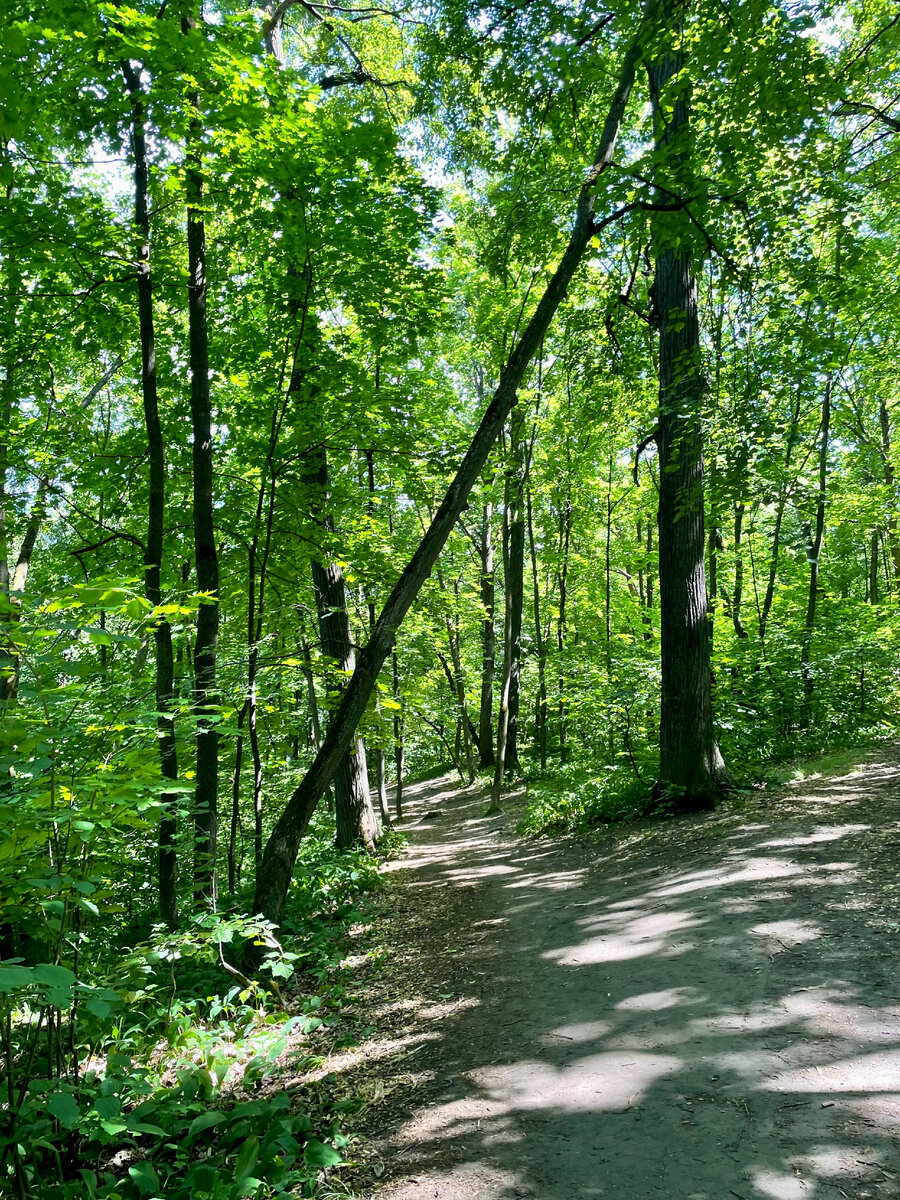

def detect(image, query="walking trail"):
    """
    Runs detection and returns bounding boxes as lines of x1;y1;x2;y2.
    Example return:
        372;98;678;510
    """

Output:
345;753;900;1200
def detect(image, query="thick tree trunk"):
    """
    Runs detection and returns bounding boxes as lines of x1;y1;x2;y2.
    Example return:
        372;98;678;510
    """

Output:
247;16;650;938
123;62;179;927
649;14;730;811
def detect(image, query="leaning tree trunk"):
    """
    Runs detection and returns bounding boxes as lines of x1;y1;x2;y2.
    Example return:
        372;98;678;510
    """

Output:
649;9;730;811
246;9;653;941
123;61;179;927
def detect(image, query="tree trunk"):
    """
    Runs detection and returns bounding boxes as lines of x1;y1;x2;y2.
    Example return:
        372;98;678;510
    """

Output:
801;379;832;710
122;61;179;927
392;650;404;820
557;492;572;762
503;411;526;770
868;529;881;605
228;699;248;895
477;493;496;767
878;396;900;590
732;501;749;639
247;15;650;938
649;12;730;811
526;481;548;770
184;42;220;905
285;289;377;852
760;386;802;638
366;448;392;827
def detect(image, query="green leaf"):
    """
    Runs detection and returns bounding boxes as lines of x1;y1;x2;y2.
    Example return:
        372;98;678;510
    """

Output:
233;1134;259;1182
128;1161;160;1197
188;1110;226;1139
48;1091;79;1129
0;965;33;991
303;1138;342;1168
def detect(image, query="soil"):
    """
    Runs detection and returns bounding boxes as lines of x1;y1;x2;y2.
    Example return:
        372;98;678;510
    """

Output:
330;753;900;1200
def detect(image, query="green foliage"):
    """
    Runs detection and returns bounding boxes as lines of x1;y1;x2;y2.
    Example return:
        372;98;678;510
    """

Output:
519;765;652;835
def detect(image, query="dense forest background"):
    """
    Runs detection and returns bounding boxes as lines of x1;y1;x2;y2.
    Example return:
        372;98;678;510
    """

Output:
3;0;900;1193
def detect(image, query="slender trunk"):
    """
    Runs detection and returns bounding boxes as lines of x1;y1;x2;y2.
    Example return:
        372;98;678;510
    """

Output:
228;699;248;895
300;633;323;751
879;396;900;589
557;493;571;762
760;389;802;637
440;609;476;783
868;529;881;605
605;457;613;666
526;482;547;770
247;16;650;937
649;11;730;810
801;380;832;708
732;501;749;639
123;62;179;926
504;411;526;769
490;579;514;812
478;494;496;766
365;449;391;827
184;35;220;905
392;650;404;819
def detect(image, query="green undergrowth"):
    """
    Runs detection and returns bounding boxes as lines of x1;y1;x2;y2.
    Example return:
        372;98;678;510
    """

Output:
517;762;654;835
0;826;402;1200
515;732;897;837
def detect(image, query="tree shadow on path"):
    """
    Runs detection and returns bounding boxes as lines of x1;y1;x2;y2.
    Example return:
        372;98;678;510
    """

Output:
360;759;900;1200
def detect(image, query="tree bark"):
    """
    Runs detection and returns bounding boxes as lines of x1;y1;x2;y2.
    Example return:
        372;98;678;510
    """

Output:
649;7;730;810
247;14;651;938
801;379;832;709
878;396;900;590
526;481;548;770
502;411;526;771
477;492;496;767
122;60;179;927
183;26;220;905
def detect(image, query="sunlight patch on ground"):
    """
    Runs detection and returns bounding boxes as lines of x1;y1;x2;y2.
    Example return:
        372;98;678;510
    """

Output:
467;1050;681;1113
540;1020;613;1044
749;919;823;949
751;1167;814;1198
762;1048;900;1093
757;824;869;848
616;987;704;1012
545;910;703;964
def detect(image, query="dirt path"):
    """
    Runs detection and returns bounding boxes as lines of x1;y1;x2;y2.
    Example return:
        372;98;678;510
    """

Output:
352;756;900;1200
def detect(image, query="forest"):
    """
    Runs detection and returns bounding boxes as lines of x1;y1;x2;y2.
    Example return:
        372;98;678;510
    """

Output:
2;0;900;1194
